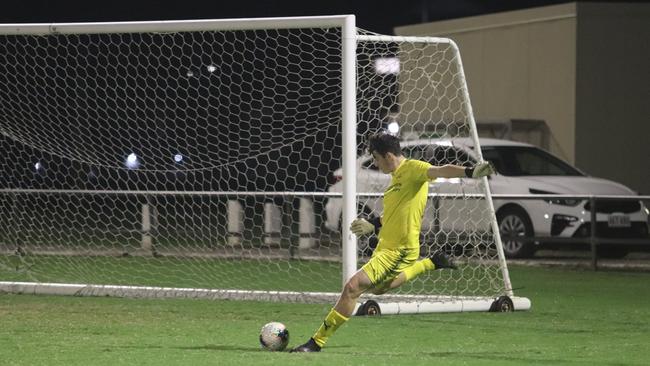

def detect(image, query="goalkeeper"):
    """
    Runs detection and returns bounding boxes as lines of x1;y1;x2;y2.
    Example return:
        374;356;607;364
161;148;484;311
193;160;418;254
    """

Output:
291;132;495;353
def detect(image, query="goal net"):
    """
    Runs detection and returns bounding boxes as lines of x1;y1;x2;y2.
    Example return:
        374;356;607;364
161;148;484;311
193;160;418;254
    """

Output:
0;16;529;313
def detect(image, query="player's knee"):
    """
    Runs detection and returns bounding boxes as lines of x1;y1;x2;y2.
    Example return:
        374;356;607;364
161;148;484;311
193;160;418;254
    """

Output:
371;287;388;295
342;279;363;298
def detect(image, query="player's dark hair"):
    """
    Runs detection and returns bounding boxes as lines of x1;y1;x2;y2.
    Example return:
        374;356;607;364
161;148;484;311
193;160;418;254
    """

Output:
367;132;402;157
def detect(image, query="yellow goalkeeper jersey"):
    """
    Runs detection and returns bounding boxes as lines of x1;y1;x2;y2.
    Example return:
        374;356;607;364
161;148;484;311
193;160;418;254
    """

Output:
377;159;432;250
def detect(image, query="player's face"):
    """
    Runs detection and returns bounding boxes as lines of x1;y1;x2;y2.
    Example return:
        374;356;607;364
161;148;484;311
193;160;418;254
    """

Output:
371;152;391;174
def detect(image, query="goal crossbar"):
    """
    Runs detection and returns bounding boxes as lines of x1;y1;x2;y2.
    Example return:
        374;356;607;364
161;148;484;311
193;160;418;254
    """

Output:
0;15;354;35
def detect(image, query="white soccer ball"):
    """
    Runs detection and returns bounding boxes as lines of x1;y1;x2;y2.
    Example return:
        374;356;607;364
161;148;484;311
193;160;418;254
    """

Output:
259;322;289;351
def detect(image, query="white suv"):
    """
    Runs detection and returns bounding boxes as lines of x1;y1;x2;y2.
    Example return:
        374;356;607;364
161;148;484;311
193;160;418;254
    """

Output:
325;138;649;258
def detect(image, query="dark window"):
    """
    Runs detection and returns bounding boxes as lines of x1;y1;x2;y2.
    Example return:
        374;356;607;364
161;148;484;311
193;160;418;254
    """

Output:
481;146;583;176
481;148;507;174
432;145;473;167
402;145;436;162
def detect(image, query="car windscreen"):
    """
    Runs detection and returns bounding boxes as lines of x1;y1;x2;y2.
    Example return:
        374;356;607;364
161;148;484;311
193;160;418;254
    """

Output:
481;146;584;176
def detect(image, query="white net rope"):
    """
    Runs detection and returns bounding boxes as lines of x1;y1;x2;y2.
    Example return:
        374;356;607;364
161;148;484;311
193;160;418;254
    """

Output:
0;26;344;300
0;23;508;303
355;30;506;300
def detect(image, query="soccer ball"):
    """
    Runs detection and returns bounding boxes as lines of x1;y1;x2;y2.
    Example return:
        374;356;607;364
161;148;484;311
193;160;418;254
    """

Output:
259;322;289;351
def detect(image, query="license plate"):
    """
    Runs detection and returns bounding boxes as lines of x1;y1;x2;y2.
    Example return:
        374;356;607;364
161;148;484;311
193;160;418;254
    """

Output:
608;214;631;228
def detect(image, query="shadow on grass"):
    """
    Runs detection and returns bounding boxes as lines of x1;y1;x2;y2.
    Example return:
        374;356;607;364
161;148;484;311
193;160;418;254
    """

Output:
107;344;259;352
178;344;260;352
179;344;357;353
110;343;354;353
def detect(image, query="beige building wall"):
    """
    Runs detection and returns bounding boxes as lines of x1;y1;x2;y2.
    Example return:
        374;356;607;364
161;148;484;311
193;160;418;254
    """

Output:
395;4;577;162
574;2;650;195
395;2;650;194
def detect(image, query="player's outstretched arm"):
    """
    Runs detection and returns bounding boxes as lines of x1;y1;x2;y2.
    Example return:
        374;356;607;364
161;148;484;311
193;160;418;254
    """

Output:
427;161;495;180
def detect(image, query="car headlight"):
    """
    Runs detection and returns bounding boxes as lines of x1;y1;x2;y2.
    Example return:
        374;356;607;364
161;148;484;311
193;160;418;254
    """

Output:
529;188;582;207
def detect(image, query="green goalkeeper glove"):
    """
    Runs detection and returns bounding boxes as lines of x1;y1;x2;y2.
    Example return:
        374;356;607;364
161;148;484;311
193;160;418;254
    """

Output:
350;218;375;236
465;161;495;178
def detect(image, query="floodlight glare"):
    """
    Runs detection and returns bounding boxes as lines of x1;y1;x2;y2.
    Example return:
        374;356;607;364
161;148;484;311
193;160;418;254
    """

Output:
125;153;140;169
387;121;400;135
375;57;400;75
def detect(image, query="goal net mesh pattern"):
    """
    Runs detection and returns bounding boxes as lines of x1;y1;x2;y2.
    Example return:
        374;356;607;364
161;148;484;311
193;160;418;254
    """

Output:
0;22;507;304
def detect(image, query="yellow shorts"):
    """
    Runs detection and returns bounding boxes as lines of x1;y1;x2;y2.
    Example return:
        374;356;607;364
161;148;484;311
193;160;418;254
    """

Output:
361;247;419;290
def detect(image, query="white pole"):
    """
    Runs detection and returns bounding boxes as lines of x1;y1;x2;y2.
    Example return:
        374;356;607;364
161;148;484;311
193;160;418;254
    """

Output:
141;203;153;253
450;40;513;297
227;200;243;246
263;202;282;246
341;15;358;285
0;15;353;35
299;198;315;249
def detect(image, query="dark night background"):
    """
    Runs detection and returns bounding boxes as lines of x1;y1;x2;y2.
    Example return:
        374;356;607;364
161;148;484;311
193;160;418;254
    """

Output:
1;1;579;35
0;0;641;194
6;1;644;36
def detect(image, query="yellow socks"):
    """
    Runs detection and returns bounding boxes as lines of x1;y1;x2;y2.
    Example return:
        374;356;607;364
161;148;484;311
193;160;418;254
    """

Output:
312;308;349;347
311;259;436;348
403;258;435;281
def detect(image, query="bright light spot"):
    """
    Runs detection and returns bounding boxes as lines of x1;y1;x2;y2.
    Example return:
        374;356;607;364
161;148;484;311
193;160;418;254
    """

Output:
387;121;400;135
125;153;140;169
186;70;194;77
34;162;42;170
207;65;217;73
174;154;184;163
375;57;400;75
544;214;550;219
435;178;461;184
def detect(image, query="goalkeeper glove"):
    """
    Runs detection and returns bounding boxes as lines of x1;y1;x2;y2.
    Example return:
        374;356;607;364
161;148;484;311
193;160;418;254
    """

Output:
350;218;376;237
465;161;495;178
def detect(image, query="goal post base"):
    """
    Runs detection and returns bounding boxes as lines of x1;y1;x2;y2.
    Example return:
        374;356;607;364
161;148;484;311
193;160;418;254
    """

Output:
354;296;531;315
0;281;530;314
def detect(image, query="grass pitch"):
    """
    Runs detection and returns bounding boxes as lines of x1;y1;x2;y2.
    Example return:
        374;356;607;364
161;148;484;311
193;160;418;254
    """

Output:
1;266;649;365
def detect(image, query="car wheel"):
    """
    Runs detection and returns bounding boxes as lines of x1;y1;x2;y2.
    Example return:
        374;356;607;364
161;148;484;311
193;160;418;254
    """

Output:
356;300;381;316
489;296;514;312
497;207;535;258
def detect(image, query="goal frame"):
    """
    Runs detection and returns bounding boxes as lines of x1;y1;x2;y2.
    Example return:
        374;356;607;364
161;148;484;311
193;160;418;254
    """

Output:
0;15;530;314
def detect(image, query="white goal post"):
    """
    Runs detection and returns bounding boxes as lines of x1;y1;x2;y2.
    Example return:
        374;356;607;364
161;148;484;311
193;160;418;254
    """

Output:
0;15;530;314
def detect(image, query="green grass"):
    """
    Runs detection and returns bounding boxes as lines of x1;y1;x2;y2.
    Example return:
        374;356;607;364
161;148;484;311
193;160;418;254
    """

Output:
1;266;649;365
0;254;343;292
